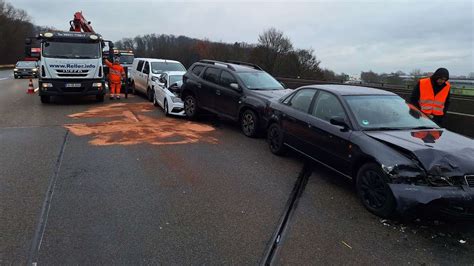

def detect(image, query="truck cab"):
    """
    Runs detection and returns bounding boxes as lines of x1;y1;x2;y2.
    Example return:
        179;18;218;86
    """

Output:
26;31;113;103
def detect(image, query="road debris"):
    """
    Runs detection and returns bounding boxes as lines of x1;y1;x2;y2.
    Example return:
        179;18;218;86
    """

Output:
341;241;352;249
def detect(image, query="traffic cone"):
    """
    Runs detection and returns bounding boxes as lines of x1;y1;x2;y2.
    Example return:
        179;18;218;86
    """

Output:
27;79;34;94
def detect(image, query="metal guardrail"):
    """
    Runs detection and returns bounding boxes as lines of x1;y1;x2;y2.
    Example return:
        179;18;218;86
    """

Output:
276;77;474;138
0;64;15;69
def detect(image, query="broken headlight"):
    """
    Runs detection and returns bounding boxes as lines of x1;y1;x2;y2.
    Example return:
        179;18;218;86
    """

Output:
426;175;454;186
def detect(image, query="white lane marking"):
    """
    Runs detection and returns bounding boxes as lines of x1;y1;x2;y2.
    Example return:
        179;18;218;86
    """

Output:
0;77;9;81
447;111;474;118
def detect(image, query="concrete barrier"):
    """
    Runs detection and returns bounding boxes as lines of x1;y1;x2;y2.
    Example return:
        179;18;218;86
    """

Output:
276;77;474;138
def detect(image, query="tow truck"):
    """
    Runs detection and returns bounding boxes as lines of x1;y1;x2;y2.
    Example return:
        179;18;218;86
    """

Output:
25;11;114;103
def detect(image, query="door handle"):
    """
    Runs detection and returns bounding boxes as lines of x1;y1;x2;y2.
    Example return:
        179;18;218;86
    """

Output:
216;89;221;96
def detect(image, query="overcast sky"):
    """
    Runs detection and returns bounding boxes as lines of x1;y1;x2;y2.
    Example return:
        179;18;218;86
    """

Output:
11;0;474;76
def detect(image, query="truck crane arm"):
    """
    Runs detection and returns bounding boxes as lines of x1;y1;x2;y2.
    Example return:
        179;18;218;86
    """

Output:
69;11;95;33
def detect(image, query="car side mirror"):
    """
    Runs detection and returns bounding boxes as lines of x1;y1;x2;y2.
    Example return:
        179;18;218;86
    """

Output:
330;117;350;131
230;83;240;91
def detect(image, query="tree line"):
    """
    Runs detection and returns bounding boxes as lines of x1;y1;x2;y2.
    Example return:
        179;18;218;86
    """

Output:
115;28;349;82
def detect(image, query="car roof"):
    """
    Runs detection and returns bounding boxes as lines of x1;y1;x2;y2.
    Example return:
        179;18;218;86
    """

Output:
195;61;262;72
299;84;397;96
163;71;186;75
134;58;182;64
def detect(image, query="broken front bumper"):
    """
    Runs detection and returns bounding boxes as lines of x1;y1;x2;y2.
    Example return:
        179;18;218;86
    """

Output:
389;184;474;218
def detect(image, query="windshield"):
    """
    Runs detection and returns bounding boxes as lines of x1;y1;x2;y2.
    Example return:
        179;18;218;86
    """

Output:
16;61;37;67
236;72;284;90
344;95;439;130
42;42;100;59
169;75;183;85
151;62;186;74
118;54;134;64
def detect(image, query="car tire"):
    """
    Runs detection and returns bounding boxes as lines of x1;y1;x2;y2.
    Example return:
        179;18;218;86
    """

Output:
14;75;18;79
40;95;50;104
184;94;198;119
164;99;170;116
147;88;154;102
356;163;396;218
96;94;104;102
241;109;259;137
131;82;137;95
267;123;287;155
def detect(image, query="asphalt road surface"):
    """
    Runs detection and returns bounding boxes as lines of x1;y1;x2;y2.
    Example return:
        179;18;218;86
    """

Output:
1;76;473;264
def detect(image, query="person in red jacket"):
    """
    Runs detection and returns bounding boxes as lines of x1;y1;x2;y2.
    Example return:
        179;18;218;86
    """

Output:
104;57;125;100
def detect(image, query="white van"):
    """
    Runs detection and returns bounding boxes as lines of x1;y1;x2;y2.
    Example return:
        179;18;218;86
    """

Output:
130;58;186;101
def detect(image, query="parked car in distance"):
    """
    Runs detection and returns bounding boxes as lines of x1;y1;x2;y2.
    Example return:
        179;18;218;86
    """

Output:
130;58;186;102
266;84;474;218
152;71;186;116
180;59;292;137
14;61;38;78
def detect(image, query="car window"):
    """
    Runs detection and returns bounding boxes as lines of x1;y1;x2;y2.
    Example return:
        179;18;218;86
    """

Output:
191;65;204;76
202;67;220;84
288;89;316;113
143;62;150;74
312;91;347;122
136;60;144;71
281;92;295;105
220;71;237;88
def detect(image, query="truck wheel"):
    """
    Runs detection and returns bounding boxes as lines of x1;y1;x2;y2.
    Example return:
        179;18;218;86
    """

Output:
96;94;104;102
40;95;50;104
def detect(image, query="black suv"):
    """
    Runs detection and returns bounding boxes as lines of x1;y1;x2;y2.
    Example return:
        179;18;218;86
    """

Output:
180;60;291;137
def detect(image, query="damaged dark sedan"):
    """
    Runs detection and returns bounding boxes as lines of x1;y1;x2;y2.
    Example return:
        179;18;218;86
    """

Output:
265;85;474;218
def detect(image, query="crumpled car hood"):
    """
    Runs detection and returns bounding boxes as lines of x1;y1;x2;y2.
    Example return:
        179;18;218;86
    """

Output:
364;129;474;177
253;89;293;99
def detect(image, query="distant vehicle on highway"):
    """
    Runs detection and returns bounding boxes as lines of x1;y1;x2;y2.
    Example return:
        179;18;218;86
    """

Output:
152;71;186;116
130;58;186;102
13;61;38;79
180;60;291;137
265;84;474;218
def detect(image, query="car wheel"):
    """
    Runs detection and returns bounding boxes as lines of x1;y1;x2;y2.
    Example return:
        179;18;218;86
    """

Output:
147;88;154;102
241;109;259;137
131;82;137;95
164;99;170;116
14;75;18;79
184;94;198;119
267;123;287;155
40;95;50;104
96;94;104;102
356;163;396;218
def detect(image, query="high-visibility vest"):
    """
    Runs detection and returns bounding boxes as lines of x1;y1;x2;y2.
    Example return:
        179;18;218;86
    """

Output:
412;130;441;140
418;78;450;116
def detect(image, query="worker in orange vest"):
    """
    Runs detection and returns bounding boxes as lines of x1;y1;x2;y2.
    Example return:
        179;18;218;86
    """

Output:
104;57;125;100
409;68;451;125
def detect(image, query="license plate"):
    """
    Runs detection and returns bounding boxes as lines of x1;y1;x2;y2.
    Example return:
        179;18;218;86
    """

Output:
65;83;81;88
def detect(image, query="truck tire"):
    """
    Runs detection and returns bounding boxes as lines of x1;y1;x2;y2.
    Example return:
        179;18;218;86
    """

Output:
40;95;50;104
